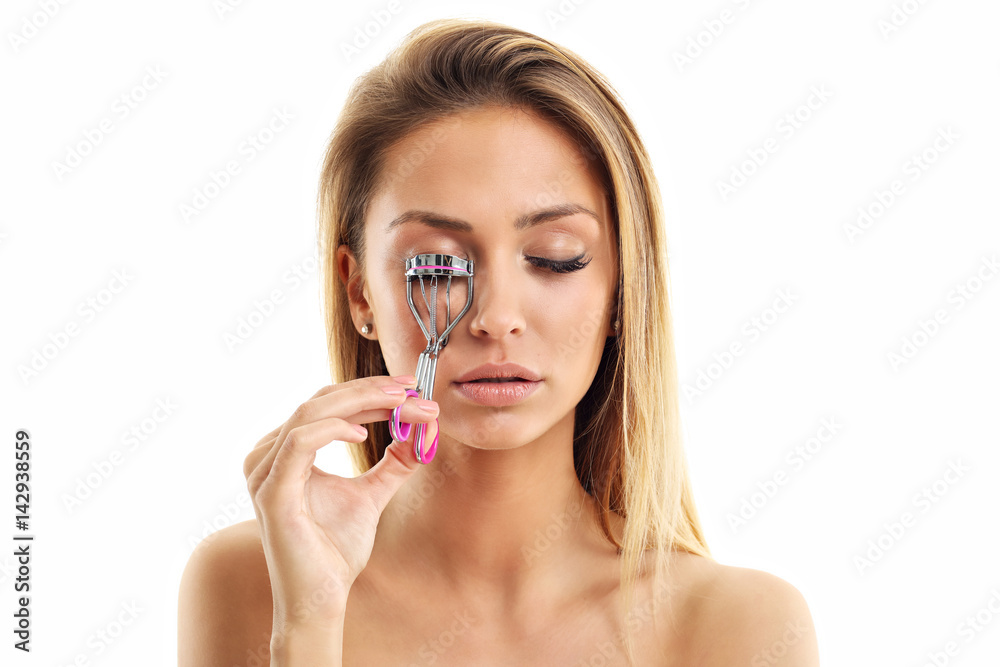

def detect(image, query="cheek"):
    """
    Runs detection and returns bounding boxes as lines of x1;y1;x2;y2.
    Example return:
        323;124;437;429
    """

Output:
538;282;607;360
557;270;610;322
367;272;423;371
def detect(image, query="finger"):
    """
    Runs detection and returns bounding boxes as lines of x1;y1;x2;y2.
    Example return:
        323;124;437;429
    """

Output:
253;425;282;450
252;385;431;495
246;378;424;491
361;417;439;515
342;399;440;431
243;435;277;480
245;434;282;495
314;375;417;400
243;385;338;474
268;377;415;461
264;416;369;509
245;384;361;505
266;383;408;471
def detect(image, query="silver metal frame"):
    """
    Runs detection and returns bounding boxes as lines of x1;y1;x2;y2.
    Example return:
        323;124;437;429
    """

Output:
404;254;474;404
397;254;474;458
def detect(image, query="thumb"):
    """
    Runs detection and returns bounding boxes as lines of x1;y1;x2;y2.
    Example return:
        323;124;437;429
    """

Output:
361;419;438;514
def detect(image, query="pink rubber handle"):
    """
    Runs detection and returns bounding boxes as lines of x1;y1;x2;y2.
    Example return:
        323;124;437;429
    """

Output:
389;389;438;464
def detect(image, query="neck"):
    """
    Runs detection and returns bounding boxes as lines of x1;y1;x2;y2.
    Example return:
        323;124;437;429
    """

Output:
375;409;613;605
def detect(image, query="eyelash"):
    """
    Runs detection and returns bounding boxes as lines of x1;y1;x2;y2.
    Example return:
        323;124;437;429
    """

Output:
413;252;592;274
526;254;592;274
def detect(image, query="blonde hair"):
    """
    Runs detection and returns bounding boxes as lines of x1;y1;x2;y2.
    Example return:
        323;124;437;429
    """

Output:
317;17;712;664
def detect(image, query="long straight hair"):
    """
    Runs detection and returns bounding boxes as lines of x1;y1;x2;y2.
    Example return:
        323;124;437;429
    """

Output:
317;18;712;664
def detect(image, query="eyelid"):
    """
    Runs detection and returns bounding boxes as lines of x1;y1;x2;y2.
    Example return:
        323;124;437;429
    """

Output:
404;249;584;264
525;251;587;262
402;249;469;260
526;253;592;274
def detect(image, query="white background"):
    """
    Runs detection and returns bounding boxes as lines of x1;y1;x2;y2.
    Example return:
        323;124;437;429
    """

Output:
2;0;998;665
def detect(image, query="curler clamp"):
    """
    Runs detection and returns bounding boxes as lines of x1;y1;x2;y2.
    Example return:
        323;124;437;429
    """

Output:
389;253;474;464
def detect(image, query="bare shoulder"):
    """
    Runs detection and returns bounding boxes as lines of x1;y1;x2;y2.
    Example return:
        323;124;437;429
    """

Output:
178;519;273;666
678;557;820;666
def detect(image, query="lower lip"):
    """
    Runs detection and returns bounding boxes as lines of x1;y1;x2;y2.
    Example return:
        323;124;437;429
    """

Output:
454;380;541;406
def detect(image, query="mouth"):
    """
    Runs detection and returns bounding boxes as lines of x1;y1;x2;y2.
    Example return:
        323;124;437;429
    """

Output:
465;377;531;383
453;378;542;406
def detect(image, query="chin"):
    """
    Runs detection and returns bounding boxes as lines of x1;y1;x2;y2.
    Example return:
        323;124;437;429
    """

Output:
435;417;550;453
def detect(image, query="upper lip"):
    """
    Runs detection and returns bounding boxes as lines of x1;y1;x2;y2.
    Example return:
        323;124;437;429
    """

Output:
455;363;542;383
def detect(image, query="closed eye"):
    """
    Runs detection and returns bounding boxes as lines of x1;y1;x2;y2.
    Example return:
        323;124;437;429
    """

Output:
526;254;592;274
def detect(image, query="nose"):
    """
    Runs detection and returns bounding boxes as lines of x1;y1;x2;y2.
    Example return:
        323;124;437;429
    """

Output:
463;261;525;339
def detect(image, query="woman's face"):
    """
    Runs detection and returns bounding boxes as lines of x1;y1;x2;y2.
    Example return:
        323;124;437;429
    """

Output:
341;105;618;450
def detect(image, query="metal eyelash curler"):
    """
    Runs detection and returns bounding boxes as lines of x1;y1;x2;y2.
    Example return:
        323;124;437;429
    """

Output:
389;253;475;464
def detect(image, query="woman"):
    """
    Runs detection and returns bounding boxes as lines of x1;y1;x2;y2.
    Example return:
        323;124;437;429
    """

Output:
179;18;819;666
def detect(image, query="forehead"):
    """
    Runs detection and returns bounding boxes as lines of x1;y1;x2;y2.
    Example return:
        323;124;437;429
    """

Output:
367;106;610;239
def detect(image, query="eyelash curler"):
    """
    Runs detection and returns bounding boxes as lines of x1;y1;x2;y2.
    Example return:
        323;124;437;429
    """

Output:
389;253;475;464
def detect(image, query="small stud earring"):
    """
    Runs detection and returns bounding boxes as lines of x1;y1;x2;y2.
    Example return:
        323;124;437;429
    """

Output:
361;323;371;335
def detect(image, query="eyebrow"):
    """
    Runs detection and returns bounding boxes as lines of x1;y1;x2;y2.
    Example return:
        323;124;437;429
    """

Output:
384;203;601;233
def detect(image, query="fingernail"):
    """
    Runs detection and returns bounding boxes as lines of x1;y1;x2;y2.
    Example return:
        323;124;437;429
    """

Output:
415;399;437;412
392;374;417;384
353;424;368;436
381;385;405;395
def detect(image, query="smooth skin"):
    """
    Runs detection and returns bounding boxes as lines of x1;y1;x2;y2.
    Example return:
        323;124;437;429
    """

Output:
178;105;819;665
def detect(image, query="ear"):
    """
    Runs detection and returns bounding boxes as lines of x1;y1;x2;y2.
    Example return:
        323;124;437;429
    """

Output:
607;309;619;337
607;279;621;337
336;244;375;337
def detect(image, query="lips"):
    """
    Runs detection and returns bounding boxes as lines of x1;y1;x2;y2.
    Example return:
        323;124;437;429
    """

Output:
454;363;542;383
467;378;527;383
454;378;541;406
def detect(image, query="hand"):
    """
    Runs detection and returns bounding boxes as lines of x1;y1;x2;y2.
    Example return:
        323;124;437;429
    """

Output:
243;376;438;631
